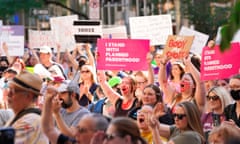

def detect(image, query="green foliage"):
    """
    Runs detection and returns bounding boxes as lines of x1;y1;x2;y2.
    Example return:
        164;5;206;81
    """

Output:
220;1;240;51
180;0;230;40
0;0;44;19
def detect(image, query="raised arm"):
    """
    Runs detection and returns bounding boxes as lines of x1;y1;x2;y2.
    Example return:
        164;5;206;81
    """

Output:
2;42;15;64
97;70;121;106
66;48;79;71
184;56;205;113
41;86;61;144
52;95;76;138
146;52;154;85
158;57;175;105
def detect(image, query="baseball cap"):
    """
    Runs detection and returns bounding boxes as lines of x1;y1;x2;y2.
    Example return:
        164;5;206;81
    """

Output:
57;80;79;95
39;46;52;54
108;77;122;88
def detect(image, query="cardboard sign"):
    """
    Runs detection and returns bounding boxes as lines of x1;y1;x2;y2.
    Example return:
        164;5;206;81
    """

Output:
179;26;209;54
0;25;24;56
201;43;240;81
129;15;173;45
50;15;78;51
163;35;194;59
102;26;128;39
28;30;56;49
97;39;150;70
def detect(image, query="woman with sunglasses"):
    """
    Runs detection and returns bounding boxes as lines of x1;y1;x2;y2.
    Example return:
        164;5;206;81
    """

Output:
78;64;98;107
201;86;233;142
148;101;205;144
159;56;205;113
91;117;147;144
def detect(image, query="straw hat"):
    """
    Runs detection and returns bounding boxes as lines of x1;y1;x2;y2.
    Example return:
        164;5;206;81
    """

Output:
9;70;43;95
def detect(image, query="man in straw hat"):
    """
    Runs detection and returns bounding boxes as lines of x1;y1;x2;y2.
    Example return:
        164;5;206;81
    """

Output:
4;70;48;144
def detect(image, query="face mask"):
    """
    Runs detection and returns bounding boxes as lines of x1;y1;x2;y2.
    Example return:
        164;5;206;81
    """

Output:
230;89;240;101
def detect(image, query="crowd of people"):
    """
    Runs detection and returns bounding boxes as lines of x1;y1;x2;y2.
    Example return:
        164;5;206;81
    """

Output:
0;41;240;144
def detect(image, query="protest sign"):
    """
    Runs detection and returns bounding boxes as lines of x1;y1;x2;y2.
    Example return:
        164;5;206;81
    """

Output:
102;26;128;39
50;15;78;51
163;35;194;59
0;25;24;56
129;15;173;46
28;30;56;49
97;39;150;70
201;43;240;81
73;20;102;43
179;26;209;54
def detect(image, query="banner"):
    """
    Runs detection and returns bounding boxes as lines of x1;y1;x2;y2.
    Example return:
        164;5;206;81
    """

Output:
50;15;78;51
0;25;24;56
179;26;209;54
129;15;173;46
163;35;194;59
97;39;150;70
201;43;240;81
28;30;56;49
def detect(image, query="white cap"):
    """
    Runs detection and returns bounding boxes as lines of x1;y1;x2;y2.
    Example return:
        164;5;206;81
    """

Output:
39;46;52;54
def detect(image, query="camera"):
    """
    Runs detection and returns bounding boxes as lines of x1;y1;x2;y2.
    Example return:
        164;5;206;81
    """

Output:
0;127;15;144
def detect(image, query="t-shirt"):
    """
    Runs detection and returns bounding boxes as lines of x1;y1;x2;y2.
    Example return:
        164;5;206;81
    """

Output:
60;106;89;127
170;126;202;144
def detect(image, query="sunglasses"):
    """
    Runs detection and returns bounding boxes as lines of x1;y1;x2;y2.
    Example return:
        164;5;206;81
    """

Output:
81;70;90;74
172;113;186;120
206;95;219;101
104;133;120;141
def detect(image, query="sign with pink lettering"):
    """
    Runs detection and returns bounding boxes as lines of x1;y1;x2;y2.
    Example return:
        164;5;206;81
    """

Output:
97;39;150;70
201;43;240;81
163;35;194;59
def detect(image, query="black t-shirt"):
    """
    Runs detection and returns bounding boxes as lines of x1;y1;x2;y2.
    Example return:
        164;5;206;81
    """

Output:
57;134;75;144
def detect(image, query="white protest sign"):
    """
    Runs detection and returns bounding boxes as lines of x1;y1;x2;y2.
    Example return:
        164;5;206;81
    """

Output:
102;25;128;39
179;26;209;54
50;15;78;51
28;30;56;49
129;14;173;45
215;27;240;45
0;25;24;56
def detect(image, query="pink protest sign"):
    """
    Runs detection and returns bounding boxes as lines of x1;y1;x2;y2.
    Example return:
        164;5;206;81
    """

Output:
201;43;240;81
97;39;150;70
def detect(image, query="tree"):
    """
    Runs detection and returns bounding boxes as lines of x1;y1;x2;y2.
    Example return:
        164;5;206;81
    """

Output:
180;0;231;40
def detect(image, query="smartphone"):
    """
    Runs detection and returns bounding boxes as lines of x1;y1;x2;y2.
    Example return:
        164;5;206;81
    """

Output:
212;113;221;127
0;127;15;144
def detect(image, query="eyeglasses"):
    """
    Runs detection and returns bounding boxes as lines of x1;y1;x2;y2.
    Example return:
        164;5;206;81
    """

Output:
81;70;90;74
206;95;220;101
76;126;94;134
104;133;121;141
172;113;186;120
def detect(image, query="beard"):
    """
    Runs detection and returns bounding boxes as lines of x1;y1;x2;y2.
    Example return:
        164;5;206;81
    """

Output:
60;95;73;109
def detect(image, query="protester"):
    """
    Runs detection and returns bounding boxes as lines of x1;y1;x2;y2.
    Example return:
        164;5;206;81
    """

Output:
79;64;98;106
201;86;233;142
42;87;109;144
98;70;138;117
148;101;205;144
52;80;89;138
5;70;48;144
159;56;205;113
208;122;240;144
34;45;67;80
224;74;240;127
91;117;147;144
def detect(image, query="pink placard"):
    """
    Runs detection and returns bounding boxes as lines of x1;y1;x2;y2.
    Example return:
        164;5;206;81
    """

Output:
201;43;240;81
97;39;150;70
